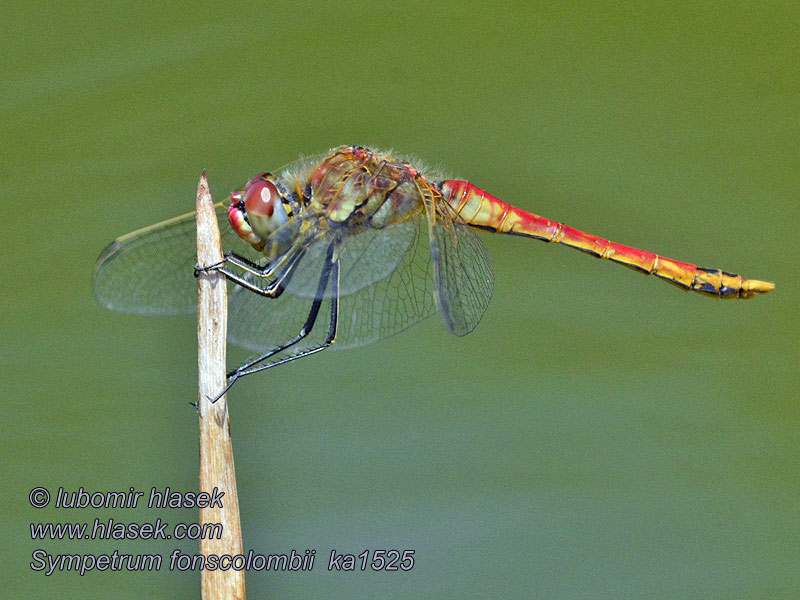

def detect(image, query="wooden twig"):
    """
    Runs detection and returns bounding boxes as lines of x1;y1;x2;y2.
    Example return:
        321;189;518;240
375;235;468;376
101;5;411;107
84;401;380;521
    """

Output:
196;172;246;599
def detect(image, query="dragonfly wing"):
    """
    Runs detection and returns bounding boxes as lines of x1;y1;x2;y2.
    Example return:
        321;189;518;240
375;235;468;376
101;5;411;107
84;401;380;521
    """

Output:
227;214;437;352
282;218;418;299
334;216;437;347
427;196;494;336
93;203;263;315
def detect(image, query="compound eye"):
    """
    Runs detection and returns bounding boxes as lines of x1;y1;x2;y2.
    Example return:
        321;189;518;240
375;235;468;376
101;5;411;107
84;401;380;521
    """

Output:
244;180;280;218
244;172;269;190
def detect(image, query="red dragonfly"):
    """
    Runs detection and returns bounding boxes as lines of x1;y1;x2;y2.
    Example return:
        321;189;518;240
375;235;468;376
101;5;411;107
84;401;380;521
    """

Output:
94;145;774;392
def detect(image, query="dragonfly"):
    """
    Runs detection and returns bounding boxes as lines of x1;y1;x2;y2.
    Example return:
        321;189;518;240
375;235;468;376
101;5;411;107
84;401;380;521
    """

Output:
94;145;775;395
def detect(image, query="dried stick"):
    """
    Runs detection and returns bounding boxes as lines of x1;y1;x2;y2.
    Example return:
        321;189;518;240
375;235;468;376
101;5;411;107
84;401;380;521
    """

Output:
196;172;246;599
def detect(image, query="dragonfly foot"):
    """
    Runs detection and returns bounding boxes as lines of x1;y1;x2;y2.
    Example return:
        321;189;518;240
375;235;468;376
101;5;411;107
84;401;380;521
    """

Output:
194;259;226;278
208;389;225;404
207;373;239;404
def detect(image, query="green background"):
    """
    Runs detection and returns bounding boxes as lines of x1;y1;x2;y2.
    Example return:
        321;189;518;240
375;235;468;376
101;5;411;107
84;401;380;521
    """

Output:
5;1;798;598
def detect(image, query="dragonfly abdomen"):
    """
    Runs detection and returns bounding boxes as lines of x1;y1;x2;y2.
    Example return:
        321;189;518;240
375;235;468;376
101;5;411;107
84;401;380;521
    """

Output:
440;180;775;299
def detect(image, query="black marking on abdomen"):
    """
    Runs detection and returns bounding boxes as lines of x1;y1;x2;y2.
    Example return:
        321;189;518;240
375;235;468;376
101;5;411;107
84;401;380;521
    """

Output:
504;229;550;241
626;262;653;275
573;247;603;258
665;277;691;289
696;282;720;295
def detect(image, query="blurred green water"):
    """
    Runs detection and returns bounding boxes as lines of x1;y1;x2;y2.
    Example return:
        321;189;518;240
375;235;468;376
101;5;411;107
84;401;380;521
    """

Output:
3;1;798;598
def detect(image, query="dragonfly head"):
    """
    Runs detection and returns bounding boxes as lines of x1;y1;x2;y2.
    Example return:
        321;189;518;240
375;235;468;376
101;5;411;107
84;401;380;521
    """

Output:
228;173;293;253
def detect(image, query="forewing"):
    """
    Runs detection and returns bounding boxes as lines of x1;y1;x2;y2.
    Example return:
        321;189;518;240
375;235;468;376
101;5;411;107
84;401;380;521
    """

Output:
428;196;494;336
93;203;263;315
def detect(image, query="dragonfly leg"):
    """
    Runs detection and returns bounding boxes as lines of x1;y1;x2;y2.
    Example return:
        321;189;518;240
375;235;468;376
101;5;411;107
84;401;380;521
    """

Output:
225;229;328;281
209;245;340;402
203;248;307;299
225;248;299;278
229;261;340;380
195;239;303;278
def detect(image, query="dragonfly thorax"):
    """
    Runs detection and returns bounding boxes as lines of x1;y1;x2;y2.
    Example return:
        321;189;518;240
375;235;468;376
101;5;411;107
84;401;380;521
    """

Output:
307;145;427;229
